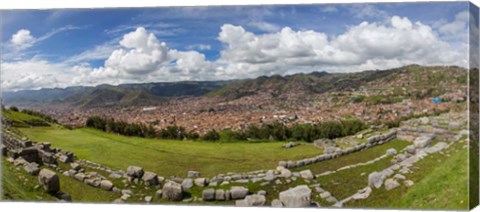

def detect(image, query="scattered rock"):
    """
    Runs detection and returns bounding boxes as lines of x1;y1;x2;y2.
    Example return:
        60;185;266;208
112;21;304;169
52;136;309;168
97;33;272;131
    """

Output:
145;196;152;203
352;187;372;200
384;178;400;191
404;180;414;187
142;171;159;186
162;181;183;201
319;191;331;199
368;172;384;189
236;194;266;206
202;188;216;201
38;169;60;193
181;178;194;190
300;170;314;180
70;163;81;171
271;199;283;207
126;166;144;178
215;189;225;201
257;190;267;196
406;145;416;154
155;190;163;198
279;185;312;207
393;174;406;180
100;180;113;191
386;148;397;155
24;163;40;176
230;186;249;200
187;171;200;178
326;196;338;203
194;178;208;187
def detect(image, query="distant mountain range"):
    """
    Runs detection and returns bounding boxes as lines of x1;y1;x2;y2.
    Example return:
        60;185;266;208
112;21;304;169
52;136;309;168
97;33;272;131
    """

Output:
2;65;466;108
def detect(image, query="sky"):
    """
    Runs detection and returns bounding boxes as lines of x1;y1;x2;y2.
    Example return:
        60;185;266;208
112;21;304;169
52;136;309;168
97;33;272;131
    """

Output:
0;2;474;91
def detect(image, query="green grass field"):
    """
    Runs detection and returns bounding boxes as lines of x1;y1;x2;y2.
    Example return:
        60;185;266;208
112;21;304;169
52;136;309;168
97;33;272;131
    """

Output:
347;140;469;210
18;127;323;178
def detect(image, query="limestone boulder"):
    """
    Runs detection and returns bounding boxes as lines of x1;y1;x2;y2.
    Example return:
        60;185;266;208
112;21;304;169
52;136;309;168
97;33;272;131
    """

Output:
235;194;266;206
24;162;40;176
126;166;144;178
187;171;200;178
194;178;208;187
368;172;384;189
215;189;225;201
300;170;314;180
384;178;400;191
142;171;159;186
100;180;113;191
279;185;311;207
202;188;216;201
162;181;183;201
181;178;194;190
38;169;60;193
230;186;249;200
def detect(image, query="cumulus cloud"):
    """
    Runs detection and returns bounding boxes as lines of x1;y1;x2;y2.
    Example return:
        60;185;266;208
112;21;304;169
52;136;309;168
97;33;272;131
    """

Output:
216;16;467;78
1;60;72;91
11;29;35;49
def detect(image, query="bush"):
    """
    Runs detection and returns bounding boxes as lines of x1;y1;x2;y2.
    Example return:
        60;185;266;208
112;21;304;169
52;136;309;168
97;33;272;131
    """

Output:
10;106;19;112
202;129;220;141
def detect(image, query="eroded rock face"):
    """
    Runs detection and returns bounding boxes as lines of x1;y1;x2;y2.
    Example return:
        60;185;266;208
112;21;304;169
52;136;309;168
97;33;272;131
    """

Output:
162;181;183;201
38;169;60;193
279;185;312;207
126;166;144;178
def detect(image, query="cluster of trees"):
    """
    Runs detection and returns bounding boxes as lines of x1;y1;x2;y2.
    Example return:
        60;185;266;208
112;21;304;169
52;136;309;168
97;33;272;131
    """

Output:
85;116;219;141
86;116;365;142
224;119;366;142
86;116;157;138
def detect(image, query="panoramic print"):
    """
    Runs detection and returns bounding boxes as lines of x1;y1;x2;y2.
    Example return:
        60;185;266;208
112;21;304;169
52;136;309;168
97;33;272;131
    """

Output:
1;2;479;210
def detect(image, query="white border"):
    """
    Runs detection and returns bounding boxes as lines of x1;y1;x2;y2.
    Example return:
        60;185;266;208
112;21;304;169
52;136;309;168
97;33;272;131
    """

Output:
1;0;479;212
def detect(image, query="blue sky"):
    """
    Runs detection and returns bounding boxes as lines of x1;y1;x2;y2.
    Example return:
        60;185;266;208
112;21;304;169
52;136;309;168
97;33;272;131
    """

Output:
1;2;474;91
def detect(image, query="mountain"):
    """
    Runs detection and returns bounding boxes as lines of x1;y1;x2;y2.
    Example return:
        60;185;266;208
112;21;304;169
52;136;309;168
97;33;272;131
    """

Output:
2;65;467;109
210;69;398;100
3;81;228;108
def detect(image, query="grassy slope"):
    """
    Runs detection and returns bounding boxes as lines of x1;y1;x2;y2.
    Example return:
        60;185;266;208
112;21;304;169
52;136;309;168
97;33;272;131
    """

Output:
1;157;120;202
18;127;323;178
347;141;469;210
2;110;48;127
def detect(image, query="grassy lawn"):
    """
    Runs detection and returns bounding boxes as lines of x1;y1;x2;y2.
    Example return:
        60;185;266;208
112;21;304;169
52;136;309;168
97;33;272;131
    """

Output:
347;141;469;210
2;110;50;127
19;127;323;178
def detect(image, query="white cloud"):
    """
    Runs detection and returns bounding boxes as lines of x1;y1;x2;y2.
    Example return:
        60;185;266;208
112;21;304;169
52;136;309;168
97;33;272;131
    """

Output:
216;16;467;79
1;60;72;91
437;10;469;42
186;44;211;51
11;29;35;49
